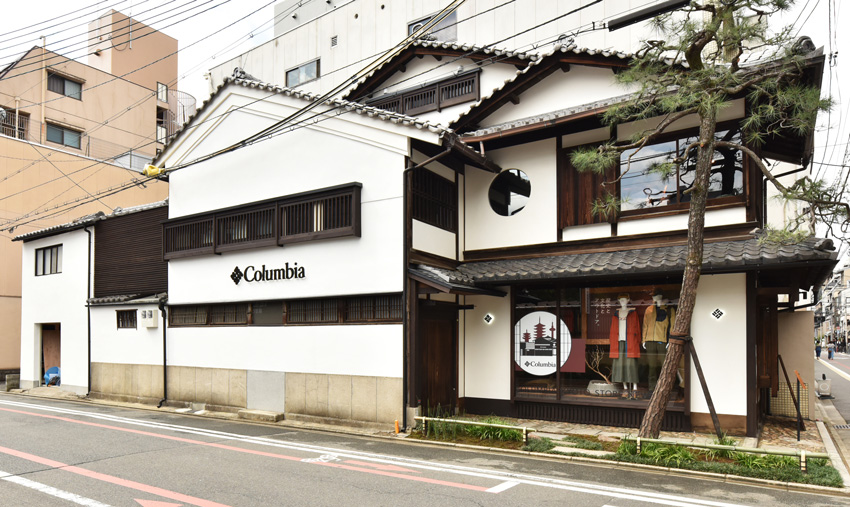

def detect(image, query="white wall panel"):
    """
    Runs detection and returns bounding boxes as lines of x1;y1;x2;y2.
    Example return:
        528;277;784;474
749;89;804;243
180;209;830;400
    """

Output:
617;207;747;237
91;305;163;366
412;220;456;260
464;138;557;251
691;273;748;416
462;291;511;400
167;324;402;378
20;230;90;393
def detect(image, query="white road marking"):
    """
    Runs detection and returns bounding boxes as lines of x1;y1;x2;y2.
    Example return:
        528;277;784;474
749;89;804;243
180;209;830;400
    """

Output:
486;480;520;493
0;469;114;506
820;359;850;382
0;398;748;507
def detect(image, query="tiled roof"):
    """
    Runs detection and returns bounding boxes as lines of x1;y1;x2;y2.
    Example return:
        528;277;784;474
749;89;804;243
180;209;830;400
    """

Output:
431;236;836;285
87;292;166;306
13;199;168;242
156;76;453;163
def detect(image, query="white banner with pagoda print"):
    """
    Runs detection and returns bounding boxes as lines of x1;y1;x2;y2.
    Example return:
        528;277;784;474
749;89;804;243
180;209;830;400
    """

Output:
514;311;572;376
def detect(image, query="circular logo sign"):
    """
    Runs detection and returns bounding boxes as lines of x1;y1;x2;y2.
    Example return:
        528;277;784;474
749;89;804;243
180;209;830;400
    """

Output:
514;311;571;376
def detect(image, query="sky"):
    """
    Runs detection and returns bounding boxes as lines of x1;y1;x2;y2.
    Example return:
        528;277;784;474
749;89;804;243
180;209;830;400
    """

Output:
1;0;848;247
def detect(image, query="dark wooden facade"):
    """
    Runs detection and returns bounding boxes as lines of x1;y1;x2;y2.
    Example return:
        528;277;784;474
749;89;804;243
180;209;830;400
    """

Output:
94;206;168;298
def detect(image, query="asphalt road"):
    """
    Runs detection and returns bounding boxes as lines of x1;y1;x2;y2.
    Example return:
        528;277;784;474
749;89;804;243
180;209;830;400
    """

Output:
0;393;846;507
816;350;850;419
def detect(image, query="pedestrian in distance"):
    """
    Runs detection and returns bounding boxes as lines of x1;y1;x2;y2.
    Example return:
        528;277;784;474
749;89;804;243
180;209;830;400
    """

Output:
816;339;822;360
828;341;836;360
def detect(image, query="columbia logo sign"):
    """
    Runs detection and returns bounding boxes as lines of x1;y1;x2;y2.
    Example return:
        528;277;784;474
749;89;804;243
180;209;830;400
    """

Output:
230;263;306;285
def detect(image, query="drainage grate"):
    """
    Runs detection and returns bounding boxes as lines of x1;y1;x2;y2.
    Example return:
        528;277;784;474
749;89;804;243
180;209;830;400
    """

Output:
834;424;850;430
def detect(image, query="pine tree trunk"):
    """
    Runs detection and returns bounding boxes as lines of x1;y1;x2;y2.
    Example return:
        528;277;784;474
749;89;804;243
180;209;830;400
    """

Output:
638;112;717;438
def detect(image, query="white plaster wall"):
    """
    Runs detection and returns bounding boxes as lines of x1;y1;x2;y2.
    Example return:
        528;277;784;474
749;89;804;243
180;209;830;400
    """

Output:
167;324;402;378
464;138;557;251
168;197;401;303
483;66;626;127
618;99;746;141
20;230;91;394
162;90;430;220
617;207;748;237
461;291;511;400
562;223;613;242
91;305;163;366
412;220;456;260
691;273;748;416
766;161;808;230
562;127;611;149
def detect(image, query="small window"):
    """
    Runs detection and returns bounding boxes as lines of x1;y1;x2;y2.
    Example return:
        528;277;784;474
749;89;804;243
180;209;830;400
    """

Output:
208;304;249;325
345;295;403;322
46;123;82;149
411;169;456;232
489;169;531;216
47;72;82;100
156;82;168;102
408;11;457;42
117;310;137;329
35;245;62;276
286;60;319;87
287;299;338;324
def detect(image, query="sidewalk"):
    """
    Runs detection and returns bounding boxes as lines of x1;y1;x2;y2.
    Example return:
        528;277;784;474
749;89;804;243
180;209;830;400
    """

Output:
4;382;850;493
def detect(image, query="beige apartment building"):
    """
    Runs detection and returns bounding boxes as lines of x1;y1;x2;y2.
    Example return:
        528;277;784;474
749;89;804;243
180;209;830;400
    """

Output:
0;10;193;376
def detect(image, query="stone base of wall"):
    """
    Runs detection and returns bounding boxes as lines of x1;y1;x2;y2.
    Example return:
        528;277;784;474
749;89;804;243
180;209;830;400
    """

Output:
0;369;20;381
285;372;402;425
91;363;164;401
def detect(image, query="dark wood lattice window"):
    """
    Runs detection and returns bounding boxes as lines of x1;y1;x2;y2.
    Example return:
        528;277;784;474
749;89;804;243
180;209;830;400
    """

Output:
209;304;249;325
163;183;361;259
411;169;456;232
287;299;339;324
169;306;209;326
116;310;137;329
345;295;403;322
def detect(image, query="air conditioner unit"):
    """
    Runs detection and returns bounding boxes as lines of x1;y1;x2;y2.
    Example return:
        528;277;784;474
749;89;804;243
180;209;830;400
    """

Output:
140;309;159;329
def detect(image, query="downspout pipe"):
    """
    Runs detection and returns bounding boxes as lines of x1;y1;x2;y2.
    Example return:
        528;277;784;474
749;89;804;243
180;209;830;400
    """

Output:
157;297;167;408
84;226;92;394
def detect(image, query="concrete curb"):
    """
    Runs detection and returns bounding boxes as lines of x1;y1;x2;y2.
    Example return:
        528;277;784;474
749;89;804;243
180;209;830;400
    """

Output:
3;389;848;495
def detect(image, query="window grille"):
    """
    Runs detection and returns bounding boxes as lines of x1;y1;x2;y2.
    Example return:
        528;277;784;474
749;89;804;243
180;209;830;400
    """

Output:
208;304;249;325
411;169;456;232
288;299;339;323
117;310;137;329
345;295;403;322
163;184;360;259
169;306;209;326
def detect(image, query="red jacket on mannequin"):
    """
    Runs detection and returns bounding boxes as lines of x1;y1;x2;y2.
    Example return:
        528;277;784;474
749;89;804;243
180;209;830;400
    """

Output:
609;311;641;358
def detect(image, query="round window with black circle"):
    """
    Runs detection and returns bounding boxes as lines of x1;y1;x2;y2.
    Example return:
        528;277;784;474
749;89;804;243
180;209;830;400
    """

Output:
488;168;530;216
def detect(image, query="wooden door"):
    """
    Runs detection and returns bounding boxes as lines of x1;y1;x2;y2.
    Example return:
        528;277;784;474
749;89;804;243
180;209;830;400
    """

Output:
420;305;457;412
42;324;61;377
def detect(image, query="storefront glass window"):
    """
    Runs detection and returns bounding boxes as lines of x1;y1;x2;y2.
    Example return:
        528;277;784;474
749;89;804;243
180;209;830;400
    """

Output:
513;284;685;405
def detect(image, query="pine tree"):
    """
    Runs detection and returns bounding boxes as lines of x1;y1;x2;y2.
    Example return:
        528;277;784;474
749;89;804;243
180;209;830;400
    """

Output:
571;0;841;437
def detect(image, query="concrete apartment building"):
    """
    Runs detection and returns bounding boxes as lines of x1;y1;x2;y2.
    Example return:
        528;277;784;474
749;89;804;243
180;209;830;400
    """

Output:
0;10;191;377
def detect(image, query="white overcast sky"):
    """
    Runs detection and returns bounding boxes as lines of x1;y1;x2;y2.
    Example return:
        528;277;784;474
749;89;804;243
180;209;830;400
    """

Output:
1;0;847;243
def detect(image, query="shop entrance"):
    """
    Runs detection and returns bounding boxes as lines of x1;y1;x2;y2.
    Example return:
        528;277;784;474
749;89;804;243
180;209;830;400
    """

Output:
419;302;457;412
41;323;61;385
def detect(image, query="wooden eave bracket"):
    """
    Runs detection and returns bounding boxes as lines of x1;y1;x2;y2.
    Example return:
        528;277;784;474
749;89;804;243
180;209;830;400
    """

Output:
442;132;502;173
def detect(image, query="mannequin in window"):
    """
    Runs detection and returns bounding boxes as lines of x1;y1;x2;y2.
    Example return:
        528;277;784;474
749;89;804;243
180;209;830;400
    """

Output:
609;293;640;398
642;289;676;391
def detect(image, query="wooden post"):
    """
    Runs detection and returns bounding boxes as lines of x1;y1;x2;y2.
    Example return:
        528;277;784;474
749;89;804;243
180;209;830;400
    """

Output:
689;339;724;439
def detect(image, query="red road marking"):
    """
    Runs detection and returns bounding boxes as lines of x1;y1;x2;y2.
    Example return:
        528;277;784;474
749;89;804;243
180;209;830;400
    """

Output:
343;459;419;473
0;445;229;507
0;406;490;493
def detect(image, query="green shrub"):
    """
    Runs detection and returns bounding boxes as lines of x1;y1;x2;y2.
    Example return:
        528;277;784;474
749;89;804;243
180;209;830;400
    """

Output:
465;417;522;442
523;437;556;453
562;435;603;450
704;433;738;460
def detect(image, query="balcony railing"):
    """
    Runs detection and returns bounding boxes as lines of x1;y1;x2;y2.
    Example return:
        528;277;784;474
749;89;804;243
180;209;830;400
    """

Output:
367;70;479;116
1;111;155;172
